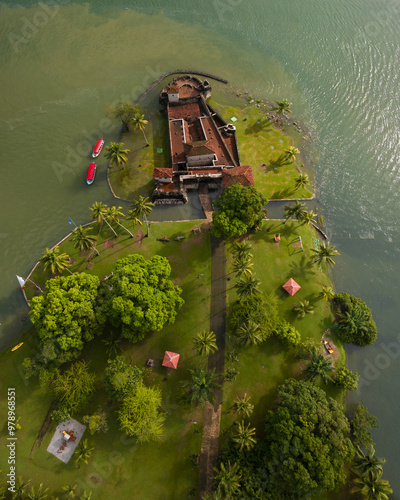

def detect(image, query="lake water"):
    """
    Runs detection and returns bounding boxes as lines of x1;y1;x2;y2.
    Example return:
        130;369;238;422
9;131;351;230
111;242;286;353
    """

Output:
1;0;400;493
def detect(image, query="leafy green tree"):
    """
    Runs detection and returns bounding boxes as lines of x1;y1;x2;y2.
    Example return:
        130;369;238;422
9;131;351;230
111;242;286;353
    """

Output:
71;225;98;255
193;330;218;357
40;246;71;275
26;483;48;500
351;404;380;449
90;201;118;238
351;468;392;499
318;286;335;302
332;366;359;390
106;205;134;238
213;462;241;500
294;173;310;191
100;254;184;343
233;394;254;418
83;410;108;435
230;294;279;344
118;384;165;443
30;273;103;365
272;99;292;116
303;350;334;384
235;275;261;300
334;293;377;346
294;299;314;318
351;445;386;478
232;421;257;452
311;240;340;267
104;356;143;401
108;101;138;131
74;439;94;466
211;184;267;239
129;196;154;237
274;320;301;347
101;332;122;357
131;111;149;145
283;200;305;224
182;368;221;407
104;142;130;169
52;361;96;413
264;379;354;498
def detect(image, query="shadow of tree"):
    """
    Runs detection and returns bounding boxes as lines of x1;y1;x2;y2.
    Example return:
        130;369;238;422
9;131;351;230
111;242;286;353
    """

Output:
244;118;273;135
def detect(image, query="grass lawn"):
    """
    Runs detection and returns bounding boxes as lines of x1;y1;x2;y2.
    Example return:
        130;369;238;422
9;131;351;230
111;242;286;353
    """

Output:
107;109;169;201
208;100;313;200
220;220;345;439
0;220;213;500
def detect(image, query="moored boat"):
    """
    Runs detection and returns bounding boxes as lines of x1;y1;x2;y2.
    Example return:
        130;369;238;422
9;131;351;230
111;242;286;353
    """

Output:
86;163;96;185
11;342;24;352
92;138;104;158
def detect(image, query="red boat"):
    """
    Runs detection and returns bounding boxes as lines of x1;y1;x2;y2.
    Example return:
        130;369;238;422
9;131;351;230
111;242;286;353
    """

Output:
92;138;104;158
86;163;96;185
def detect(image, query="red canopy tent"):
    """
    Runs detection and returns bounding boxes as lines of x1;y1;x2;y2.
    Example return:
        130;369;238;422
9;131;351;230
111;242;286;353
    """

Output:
282;278;301;296
162;351;180;369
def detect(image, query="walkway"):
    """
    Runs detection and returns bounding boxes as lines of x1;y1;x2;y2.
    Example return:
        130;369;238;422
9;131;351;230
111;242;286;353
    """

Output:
198;234;227;499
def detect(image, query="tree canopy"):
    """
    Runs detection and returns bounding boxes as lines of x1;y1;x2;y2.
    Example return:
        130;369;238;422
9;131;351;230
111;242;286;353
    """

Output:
100;254;184;343
104;355;143;401
211;184;267;239
30;273;103;365
263;379;354;498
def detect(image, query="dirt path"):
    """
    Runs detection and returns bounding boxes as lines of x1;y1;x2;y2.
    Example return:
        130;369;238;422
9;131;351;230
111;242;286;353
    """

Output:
198;234;227;499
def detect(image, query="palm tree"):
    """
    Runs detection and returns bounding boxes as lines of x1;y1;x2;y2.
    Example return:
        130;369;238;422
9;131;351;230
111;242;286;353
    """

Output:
213;461;241;500
131;112;149;146
101;332;123;357
351;469;392;499
294;172;309;190
79;492;92;500
231;240;253;260
106;206;134;238
298;210;317;227
181;367;221;407
192;330;218;357
303;350;333;384
12;477;31;499
74;439;94;466
339;307;369;337
318;286;335;302
27;483;48;500
294;299;314;319
283;201;305;224
233;256;254;278
62;484;77;498
104;142;130;169
273;99;292;116
283;146;300;162
351;445;386;478
233;394;254;418
311;241;340;267
236;321;264;346
235;275;261;300
90;202;118;238
40;247;72;275
129;196;154;237
125;210;143;232
71;225;99;256
232;420;257;451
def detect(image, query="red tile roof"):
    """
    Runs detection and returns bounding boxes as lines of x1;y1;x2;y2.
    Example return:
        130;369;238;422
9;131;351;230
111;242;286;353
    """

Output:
153;168;173;179
222;166;254;188
185;142;215;157
162;351;180;369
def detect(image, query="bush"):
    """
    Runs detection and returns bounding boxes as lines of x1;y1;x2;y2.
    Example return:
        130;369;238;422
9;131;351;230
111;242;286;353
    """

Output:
274;320;301;347
332;366;359;391
351;404;379;448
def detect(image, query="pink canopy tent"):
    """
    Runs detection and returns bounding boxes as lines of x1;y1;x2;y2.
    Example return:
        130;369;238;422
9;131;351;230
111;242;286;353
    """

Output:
162;351;180;369
282;278;301;296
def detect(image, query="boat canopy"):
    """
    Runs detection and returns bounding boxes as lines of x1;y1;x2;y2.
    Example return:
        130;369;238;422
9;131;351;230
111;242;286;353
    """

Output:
87;163;96;181
93;138;104;154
